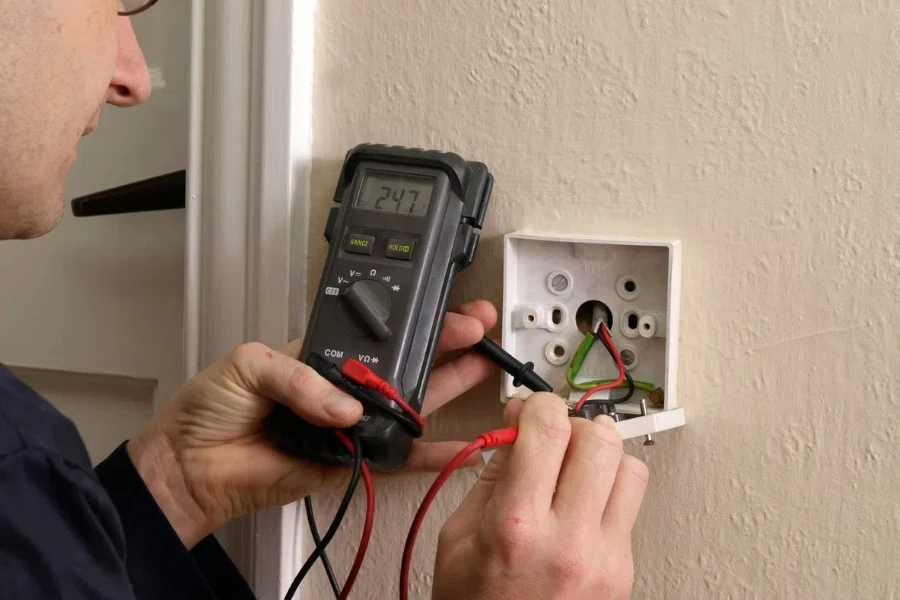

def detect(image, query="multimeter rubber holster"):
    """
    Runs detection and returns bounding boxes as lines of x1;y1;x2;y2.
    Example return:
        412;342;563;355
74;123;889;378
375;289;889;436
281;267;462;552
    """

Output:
264;144;493;471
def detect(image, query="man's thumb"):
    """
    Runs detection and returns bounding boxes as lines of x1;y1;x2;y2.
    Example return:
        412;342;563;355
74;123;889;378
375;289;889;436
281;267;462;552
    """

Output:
229;342;362;427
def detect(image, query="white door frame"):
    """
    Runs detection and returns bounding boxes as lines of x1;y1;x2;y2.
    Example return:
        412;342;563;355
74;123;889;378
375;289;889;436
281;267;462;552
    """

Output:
186;0;316;595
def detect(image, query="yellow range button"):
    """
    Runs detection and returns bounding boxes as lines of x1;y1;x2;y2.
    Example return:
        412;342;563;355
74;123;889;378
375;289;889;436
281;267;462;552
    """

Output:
344;233;375;256
385;238;416;261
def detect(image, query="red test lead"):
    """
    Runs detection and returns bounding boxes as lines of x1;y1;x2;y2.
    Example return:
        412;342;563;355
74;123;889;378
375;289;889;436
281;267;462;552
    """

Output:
341;359;426;432
399;427;518;600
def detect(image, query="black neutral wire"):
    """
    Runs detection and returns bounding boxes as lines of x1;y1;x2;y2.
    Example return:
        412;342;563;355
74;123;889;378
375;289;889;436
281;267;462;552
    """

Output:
582;367;636;407
304;497;341;598
284;430;363;600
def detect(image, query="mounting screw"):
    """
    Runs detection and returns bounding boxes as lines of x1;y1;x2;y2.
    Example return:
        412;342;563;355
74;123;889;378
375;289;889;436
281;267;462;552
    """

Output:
639;399;655;446
547;270;572;295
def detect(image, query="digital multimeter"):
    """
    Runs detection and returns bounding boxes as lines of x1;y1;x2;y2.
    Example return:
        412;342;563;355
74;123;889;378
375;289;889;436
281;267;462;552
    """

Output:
266;144;492;471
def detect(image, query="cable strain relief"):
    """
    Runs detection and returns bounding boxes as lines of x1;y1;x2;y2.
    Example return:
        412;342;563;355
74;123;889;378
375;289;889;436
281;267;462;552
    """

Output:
479;427;518;448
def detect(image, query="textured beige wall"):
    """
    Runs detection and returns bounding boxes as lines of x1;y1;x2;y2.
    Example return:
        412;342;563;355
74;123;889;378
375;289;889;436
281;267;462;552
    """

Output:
306;1;900;598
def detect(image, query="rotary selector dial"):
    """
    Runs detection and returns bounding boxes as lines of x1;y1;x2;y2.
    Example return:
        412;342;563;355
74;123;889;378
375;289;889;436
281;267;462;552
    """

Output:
336;280;392;340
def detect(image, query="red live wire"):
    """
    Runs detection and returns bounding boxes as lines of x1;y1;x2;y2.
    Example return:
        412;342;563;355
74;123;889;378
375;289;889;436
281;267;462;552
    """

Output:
398;428;518;600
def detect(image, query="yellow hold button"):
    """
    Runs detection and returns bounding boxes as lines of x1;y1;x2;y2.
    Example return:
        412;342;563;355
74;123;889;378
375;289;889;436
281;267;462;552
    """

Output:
385;238;416;261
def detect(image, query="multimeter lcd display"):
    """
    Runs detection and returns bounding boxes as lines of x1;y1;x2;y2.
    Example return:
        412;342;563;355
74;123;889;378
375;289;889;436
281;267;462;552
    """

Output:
356;173;435;217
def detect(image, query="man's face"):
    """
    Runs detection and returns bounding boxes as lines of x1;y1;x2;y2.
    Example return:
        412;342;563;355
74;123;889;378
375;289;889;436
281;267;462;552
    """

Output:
0;0;151;240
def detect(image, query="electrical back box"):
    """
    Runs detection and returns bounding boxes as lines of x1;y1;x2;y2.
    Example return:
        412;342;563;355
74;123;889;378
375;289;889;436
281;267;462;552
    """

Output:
501;232;685;441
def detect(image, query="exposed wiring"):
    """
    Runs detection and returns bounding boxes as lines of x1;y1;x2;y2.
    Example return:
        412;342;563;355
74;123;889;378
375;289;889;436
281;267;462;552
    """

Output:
400;428;519;600
566;330;654;392
566;330;596;388
570;377;655;393
583;324;636;407
284;430;363;600
574;324;626;412
567;328;658;408
582;367;636;408
304;497;340;598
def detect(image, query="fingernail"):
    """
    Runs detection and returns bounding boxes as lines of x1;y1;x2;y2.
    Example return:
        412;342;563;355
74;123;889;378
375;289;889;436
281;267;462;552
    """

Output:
594;414;616;428
323;392;360;419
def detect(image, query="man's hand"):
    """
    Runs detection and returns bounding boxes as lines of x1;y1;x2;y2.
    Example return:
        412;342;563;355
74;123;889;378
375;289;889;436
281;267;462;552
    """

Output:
433;393;649;600
127;300;498;549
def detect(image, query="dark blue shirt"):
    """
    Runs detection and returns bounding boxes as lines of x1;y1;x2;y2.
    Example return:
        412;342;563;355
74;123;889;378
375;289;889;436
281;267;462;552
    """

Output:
0;365;256;599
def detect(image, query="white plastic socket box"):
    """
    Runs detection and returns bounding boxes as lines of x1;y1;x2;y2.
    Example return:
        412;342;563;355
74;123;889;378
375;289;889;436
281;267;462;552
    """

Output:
501;232;685;441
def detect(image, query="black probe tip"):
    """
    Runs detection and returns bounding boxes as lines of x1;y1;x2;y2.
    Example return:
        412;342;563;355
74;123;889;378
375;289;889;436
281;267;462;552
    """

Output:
474;337;553;393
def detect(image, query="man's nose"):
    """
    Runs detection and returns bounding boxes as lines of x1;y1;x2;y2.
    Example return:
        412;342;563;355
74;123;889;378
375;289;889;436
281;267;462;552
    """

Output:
107;16;152;108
